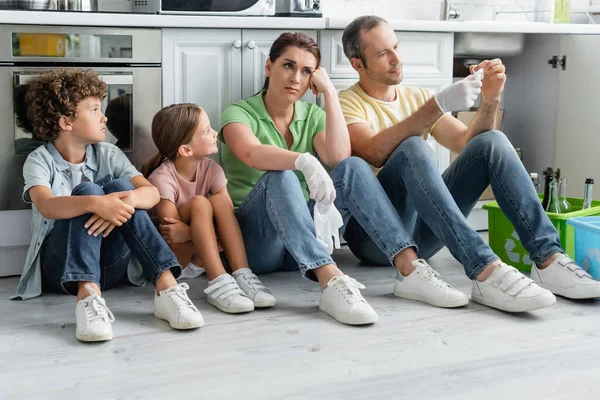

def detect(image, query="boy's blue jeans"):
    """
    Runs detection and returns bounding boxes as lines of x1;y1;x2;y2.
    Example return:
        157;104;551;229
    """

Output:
40;178;181;295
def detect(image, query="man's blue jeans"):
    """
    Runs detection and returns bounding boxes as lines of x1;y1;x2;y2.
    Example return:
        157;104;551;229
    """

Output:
40;178;181;295
343;130;563;279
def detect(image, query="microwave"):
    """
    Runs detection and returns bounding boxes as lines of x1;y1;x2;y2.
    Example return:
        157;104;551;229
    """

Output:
133;0;275;15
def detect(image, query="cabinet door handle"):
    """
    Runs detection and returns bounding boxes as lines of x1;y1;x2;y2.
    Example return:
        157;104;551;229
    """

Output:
232;39;242;49
246;40;256;50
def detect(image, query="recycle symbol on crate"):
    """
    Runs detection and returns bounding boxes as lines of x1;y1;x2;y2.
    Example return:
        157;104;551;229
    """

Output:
504;230;531;265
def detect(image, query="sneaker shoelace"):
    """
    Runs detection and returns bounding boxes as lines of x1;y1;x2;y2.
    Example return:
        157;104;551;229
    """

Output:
204;277;247;300
328;275;367;305
240;272;272;294
82;283;115;324
163;283;198;313
415;260;450;289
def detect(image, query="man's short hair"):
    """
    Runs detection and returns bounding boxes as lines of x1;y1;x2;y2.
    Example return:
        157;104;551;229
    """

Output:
342;15;388;65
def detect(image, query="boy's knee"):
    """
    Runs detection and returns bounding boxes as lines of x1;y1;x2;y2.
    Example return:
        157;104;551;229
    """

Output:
103;178;135;194
72;182;103;196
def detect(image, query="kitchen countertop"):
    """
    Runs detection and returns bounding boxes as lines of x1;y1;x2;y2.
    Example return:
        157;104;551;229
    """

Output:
1;10;600;34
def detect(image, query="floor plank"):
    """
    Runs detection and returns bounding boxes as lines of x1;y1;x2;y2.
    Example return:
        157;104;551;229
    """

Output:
2;236;600;400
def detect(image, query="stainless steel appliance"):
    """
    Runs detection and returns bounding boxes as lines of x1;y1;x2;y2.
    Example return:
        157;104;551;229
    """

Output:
0;25;162;211
133;0;275;16
275;0;321;17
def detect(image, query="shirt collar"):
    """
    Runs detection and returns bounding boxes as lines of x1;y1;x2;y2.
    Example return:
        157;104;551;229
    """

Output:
47;142;98;172
250;90;309;122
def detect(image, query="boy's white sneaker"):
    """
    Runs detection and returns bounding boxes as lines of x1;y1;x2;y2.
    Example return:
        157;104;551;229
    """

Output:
154;282;205;329
75;284;115;342
233;268;276;308
471;262;556;312
319;275;378;325
393;259;469;308
531;253;600;299
204;274;255;314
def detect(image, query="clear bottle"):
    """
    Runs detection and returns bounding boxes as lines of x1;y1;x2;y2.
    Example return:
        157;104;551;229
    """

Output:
582;178;594;209
530;172;541;190
546;180;561;213
558;177;571;213
554;0;571;23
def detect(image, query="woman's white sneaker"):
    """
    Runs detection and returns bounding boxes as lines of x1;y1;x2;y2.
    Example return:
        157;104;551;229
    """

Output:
531;253;600;299
154;282;205;329
393;259;469;308
471;262;556;312
75;284;115;342
232;268;276;308
204;274;255;314
319;275;378;325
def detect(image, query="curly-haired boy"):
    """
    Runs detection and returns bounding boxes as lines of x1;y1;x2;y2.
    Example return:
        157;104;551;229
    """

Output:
13;69;204;342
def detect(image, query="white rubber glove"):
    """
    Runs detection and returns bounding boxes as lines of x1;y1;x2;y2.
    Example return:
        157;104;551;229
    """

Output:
433;74;482;113
295;153;336;205
314;203;344;254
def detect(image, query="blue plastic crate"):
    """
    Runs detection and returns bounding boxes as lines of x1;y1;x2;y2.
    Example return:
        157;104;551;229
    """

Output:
567;216;600;279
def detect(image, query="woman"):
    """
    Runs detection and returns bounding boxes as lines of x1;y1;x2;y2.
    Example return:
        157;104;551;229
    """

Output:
220;33;409;326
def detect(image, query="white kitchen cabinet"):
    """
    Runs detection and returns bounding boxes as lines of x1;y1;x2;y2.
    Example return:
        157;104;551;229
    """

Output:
162;29;317;129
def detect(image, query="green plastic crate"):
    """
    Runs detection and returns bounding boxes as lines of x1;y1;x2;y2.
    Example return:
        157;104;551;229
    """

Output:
483;196;600;272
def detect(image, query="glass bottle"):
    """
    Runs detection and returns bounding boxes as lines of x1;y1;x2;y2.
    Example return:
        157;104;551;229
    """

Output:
582;178;594;209
546;180;561;213
541;168;554;210
554;0;571;23
558;177;571;213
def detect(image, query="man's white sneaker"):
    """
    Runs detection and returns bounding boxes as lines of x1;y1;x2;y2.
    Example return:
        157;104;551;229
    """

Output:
319;275;378;325
393;259;469;308
531;253;600;299
154;282;205;329
75;284;115;342
471;262;556;312
204;274;255;314
232;268;276;308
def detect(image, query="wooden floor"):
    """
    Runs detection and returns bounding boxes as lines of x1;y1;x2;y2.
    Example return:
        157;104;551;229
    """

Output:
2;234;600;400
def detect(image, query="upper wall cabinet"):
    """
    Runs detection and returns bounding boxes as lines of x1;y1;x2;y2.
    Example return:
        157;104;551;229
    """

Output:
319;30;454;80
163;29;317;129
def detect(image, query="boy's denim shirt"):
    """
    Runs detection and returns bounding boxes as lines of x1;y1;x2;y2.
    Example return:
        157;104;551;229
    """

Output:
12;142;144;300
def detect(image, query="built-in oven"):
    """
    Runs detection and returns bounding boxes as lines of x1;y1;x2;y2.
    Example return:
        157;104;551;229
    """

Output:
0;25;162;276
133;0;275;16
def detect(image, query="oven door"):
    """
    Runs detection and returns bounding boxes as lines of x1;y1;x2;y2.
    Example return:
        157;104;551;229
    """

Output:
161;0;275;15
0;65;161;211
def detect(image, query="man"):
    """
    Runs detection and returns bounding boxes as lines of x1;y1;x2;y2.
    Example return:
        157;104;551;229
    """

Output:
338;15;600;312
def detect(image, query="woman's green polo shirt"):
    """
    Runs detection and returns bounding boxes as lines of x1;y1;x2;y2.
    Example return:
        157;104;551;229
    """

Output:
219;91;326;209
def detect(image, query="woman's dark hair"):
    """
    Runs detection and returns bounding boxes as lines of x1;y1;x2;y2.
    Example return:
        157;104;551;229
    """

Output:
262;32;321;92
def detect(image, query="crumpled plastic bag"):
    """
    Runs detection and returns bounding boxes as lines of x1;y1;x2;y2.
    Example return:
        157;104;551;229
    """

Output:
314;202;344;254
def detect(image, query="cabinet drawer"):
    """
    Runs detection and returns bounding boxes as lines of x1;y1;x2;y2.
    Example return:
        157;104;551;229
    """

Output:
320;30;453;80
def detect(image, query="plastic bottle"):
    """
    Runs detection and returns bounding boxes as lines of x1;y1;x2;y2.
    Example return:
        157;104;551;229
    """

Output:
582;178;594;209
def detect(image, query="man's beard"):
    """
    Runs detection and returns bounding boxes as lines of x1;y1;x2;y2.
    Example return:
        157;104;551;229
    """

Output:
365;66;403;86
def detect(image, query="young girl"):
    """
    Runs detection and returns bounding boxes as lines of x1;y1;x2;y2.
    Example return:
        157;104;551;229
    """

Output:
143;104;275;314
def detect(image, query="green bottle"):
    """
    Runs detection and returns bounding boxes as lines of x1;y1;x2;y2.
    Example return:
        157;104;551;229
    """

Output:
554;0;571;23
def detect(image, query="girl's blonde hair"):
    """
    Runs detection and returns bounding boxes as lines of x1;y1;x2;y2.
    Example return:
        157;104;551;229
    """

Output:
142;103;203;178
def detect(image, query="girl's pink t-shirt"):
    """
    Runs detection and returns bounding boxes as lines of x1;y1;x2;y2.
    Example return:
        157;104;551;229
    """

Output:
148;159;227;208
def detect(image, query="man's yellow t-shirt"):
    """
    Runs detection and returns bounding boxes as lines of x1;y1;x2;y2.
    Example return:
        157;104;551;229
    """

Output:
339;83;441;174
